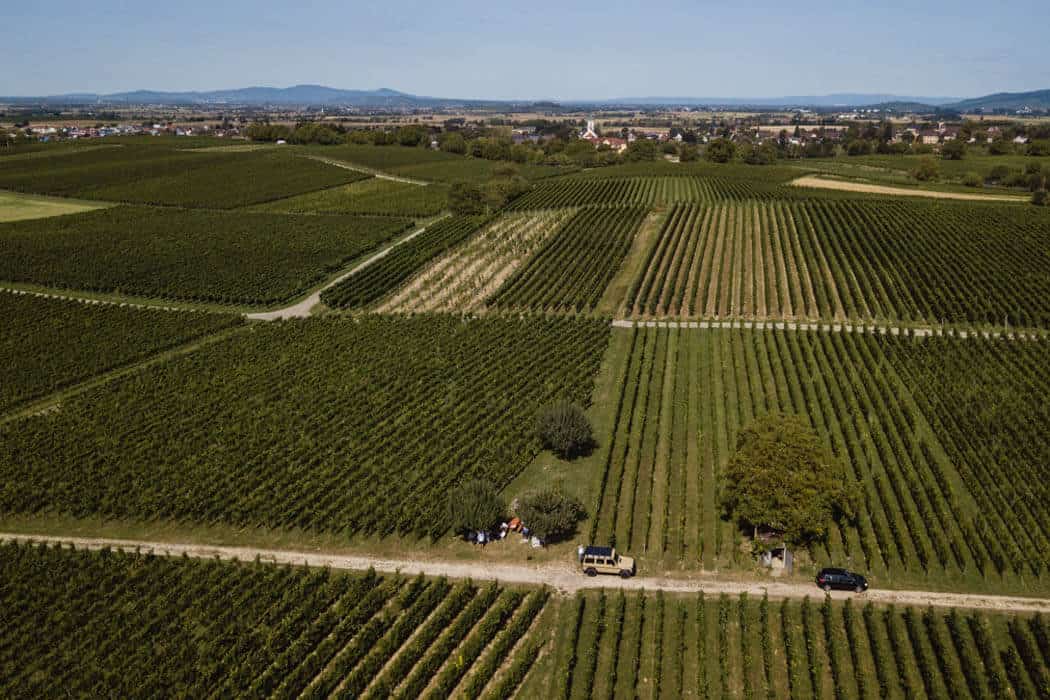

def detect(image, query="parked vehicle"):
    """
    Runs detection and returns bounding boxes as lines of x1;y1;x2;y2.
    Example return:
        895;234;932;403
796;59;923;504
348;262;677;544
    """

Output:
816;567;869;593
580;545;636;578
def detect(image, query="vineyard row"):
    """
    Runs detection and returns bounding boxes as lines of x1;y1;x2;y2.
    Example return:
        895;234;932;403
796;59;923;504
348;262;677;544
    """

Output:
624;199;1050;327
590;326;1050;590
0;315;609;538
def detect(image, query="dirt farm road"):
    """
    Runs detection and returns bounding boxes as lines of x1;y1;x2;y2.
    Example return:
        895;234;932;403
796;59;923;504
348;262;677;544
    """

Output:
5;533;1049;614
790;175;1028;202
245;222;432;320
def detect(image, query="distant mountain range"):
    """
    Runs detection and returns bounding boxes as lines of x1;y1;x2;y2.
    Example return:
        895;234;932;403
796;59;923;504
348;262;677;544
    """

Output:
0;85;498;109
2;84;1048;111
596;94;965;108
948;89;1050;112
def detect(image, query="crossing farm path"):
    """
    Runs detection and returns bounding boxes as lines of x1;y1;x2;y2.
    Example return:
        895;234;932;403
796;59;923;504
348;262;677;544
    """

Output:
6;533;1049;614
305;155;432;186
790;175;1028;202
245;221;433;320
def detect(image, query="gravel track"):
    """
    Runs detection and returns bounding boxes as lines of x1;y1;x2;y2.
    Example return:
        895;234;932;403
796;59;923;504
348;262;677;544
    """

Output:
5;533;1049;613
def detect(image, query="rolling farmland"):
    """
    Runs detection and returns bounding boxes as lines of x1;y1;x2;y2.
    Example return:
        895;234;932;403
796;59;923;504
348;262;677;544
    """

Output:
377;210;574;313
307;145;561;184
489;206;649;313
0;206;413;305
507;176;795;210
623;200;1050;326
544;589;1050;700
0;145;364;208
0;316;608;537
6;542;1047;700
0;541;549;699
78;150;367;208
254;177;451;217
0;292;239;413
320;215;488;309
2;122;1050;698
590;325;1050;591
0;190;111;222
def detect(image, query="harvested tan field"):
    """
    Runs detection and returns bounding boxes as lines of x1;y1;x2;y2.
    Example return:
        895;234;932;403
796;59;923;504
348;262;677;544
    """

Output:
376;210;573;313
790;175;1028;202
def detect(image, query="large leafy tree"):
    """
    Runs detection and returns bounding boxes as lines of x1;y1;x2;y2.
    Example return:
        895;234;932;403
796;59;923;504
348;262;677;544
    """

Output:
515;488;586;543
721;414;858;545
704;137;736;163
534;401;594;459
446;479;505;535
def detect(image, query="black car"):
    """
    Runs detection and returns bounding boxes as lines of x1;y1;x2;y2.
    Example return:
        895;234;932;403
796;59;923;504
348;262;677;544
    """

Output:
816;568;869;593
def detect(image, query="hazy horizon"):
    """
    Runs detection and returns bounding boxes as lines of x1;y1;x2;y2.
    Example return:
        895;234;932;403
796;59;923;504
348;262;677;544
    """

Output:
4;0;1048;100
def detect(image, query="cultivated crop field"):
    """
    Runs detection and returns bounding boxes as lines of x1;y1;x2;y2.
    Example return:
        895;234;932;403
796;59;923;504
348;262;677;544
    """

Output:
320;215;488;309
0;144;364;208
0;189;111;222
7;543;1047;700
78;149;368;208
622;200;1050;326
0;144;239;196
0;316;608;536
377;210;574;313
489;206;649;313
3;128;1050;697
0;206;413;305
254;177;451;217
540;589;1050;700
506;176;796;210
589;326;1050;592
0;292;239;413
0;542;549;699
308;145;561;184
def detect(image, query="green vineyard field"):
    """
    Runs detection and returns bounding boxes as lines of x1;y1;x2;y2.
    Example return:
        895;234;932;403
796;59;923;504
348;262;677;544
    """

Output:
0;292;239;413
376;210;574;313
489;206;648;313
0;144;235;196
0;206;413;305
624;199;1050;326
305;145;561;184
320;215;488;309
0;146;362;208
0;542;549;699
0;315;609;536
254;178;451;217
542;589;1050;700
78;150;367;208
506;176;806;211
590;326;1050;592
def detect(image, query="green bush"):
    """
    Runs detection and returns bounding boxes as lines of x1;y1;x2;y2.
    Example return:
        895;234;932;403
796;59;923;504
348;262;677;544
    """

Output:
535;401;594;458
446;479;505;536
962;172;982;187
912;157;940;181
1033;189;1048;206
515;488;586;542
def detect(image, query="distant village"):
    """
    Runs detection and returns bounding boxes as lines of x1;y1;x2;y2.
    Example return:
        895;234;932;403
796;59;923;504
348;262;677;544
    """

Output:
4;104;1046;163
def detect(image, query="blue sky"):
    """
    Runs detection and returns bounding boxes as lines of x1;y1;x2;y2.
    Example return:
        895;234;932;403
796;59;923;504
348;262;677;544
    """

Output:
3;0;1048;99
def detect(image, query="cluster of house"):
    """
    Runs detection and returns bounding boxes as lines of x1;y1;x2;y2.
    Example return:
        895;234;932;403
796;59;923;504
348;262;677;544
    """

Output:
20;122;242;142
904;123;1029;146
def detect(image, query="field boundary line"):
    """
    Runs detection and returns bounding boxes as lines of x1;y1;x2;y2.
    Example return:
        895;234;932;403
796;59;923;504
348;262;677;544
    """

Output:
4;533;1050;613
0;325;248;425
245;217;445;320
0;285;225;314
304;155;432;186
789;175;1028;202
610;318;1048;341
